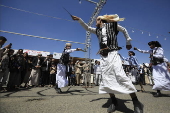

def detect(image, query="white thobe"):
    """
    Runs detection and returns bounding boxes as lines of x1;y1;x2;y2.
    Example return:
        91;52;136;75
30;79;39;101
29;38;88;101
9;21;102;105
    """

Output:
99;51;137;94
56;49;76;88
78;19;137;94
137;47;170;91
94;64;102;85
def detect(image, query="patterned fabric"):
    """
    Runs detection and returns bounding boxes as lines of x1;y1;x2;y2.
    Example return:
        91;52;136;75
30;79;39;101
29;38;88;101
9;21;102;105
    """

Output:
59;48;70;65
123;56;140;69
78;18;132;46
96;22;119;50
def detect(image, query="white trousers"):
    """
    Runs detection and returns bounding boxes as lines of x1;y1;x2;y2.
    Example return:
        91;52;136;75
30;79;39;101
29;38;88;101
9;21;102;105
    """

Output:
95;73;102;85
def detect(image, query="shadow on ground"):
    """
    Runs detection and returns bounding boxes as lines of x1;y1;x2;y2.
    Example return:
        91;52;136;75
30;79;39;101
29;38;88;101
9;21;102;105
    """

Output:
90;97;134;113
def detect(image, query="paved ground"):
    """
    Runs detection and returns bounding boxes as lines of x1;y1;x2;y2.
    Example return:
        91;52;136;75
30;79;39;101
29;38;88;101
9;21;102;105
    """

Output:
0;85;170;113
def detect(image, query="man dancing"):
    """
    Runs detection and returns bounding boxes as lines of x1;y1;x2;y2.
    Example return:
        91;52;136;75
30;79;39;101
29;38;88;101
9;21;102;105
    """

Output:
120;51;145;92
72;14;144;113
55;43;82;93
134;41;170;97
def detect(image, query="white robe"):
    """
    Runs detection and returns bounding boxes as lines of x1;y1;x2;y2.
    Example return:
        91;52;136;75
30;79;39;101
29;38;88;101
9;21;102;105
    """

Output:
56;64;68;88
56;48;77;88
137;47;170;91
152;62;170;91
78;18;136;94
99;51;137;94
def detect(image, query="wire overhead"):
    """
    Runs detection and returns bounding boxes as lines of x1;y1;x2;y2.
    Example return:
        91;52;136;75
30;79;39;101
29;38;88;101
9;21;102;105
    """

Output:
1;4;169;41
0;4;74;22
0;30;86;45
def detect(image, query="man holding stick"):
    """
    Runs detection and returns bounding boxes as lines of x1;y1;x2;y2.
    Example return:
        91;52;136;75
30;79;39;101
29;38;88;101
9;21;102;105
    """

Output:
72;14;144;113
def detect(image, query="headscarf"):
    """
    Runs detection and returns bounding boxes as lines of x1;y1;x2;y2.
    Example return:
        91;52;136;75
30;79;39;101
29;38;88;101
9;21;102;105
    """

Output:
65;43;72;47
97;14;125;23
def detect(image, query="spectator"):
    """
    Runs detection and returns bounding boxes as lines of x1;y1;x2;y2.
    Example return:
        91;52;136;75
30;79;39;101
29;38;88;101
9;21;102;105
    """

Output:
8;53;20;90
143;64;151;85
82;61;91;87
74;60;82;86
0;36;7;60
28;54;43;87
17;49;25;86
94;61;102;86
66;61;72;86
0;48;10;91
49;63;57;87
22;52;32;88
70;71;76;86
41;55;51;87
139;65;145;85
131;66;139;85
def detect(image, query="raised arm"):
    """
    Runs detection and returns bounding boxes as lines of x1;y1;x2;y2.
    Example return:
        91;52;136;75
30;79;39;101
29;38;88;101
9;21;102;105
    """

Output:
64;48;82;53
134;47;150;54
64;49;77;53
117;25;132;50
120;55;129;61
72;16;96;34
133;56;140;69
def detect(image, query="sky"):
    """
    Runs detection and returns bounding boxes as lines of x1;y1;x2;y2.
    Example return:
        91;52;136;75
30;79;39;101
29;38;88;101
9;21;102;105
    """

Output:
0;0;170;64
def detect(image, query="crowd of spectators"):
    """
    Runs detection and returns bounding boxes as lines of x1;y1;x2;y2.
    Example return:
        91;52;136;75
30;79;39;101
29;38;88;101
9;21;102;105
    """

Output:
123;63;153;86
0;36;103;92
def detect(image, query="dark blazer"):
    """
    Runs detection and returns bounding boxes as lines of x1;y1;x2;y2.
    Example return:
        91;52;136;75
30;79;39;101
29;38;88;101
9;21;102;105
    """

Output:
31;57;43;69
41;58;51;71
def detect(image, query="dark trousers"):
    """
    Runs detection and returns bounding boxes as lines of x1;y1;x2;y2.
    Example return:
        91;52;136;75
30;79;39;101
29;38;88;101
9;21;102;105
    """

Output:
20;69;26;84
71;77;76;86
140;74;146;85
66;72;71;86
49;74;56;85
41;71;50;86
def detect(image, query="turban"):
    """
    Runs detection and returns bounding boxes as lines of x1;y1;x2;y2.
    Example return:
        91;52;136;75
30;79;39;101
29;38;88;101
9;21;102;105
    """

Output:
65;43;72;47
97;14;125;23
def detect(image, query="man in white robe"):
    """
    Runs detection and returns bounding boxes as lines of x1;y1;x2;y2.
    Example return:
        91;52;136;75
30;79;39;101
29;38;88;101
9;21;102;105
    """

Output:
134;41;170;97
55;43;82;93
72;14;144;113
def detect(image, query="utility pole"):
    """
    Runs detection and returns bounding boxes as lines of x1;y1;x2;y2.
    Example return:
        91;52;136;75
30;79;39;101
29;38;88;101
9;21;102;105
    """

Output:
82;0;107;87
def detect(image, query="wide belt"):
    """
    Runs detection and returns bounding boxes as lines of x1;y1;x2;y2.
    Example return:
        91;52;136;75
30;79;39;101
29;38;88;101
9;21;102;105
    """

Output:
97;48;117;56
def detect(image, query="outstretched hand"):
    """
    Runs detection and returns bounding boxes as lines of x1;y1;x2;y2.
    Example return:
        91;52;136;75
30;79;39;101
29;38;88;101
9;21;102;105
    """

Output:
72;16;80;21
76;48;82;51
134;47;138;50
126;45;132;50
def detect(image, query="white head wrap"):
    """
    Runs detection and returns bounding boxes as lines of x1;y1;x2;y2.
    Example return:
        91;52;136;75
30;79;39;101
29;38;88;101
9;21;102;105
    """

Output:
65;43;72;47
97;14;125;23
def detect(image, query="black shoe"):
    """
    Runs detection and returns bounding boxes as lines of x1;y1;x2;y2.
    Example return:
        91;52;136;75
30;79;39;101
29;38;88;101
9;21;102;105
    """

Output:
134;101;144;113
56;88;62;94
107;104;117;113
153;93;162;97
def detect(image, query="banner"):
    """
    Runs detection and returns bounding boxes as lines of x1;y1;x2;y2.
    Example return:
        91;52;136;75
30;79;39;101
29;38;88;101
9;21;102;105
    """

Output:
53;52;62;59
23;49;50;57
